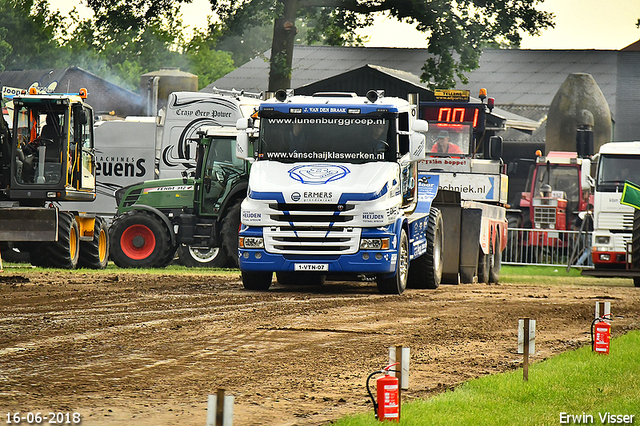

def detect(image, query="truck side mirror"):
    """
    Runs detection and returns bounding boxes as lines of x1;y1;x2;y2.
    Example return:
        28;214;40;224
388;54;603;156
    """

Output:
236;117;253;131
409;133;426;162
486;136;503;160
236;132;251;161
581;158;592;190
411;119;429;133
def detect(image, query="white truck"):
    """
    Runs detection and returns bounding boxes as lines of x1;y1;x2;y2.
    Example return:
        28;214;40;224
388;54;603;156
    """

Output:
234;89;507;294
583;141;640;285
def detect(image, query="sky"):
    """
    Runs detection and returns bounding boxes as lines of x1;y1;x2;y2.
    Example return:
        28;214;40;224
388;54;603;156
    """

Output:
49;0;640;50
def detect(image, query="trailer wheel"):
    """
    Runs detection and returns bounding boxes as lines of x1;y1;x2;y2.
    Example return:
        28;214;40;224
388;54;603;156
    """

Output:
221;198;242;267
78;216;109;269
177;245;227;268
242;271;273;290
489;232;501;284
377;228;409;294
408;207;443;289
37;212;80;269
276;272;326;286
110;210;173;268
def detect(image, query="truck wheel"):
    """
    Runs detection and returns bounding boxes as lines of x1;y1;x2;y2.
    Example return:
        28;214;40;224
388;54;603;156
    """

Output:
36;212;80;269
276;272;326;286
489;232;501;284
408;207;443;289
377;228;409;294
634;277;640;288
78;216;109;269
242;271;273;290
177;245;228;268
110;210;173;268
221;198;242;267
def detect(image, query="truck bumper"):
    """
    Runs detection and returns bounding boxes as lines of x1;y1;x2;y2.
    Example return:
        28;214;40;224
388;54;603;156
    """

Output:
238;249;398;275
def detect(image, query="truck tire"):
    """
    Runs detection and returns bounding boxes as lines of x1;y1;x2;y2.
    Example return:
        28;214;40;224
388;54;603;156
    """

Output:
110;210;174;268
242;271;273;290
408;207;443;289
489;232;501;284
221;198;242;267
276;272;326;286
31;212;80;269
377;228;409;294
177;245;228;268
78;216;109;269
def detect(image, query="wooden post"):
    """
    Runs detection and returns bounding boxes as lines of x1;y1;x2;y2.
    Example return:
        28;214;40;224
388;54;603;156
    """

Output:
216;388;225;426
207;389;233;426
523;318;530;381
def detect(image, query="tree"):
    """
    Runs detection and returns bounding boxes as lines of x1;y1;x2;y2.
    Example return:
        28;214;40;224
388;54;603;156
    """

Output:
0;0;68;70
211;0;555;90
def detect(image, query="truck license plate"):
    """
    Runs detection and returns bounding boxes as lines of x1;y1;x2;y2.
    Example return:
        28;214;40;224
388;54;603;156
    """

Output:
294;263;329;271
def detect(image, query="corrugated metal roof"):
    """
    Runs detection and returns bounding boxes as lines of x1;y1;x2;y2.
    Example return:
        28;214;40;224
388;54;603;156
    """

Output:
205;45;619;116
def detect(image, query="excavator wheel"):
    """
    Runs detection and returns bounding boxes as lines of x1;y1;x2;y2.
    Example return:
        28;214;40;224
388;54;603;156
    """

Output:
29;212;80;269
78;216;109;269
109;210;174;268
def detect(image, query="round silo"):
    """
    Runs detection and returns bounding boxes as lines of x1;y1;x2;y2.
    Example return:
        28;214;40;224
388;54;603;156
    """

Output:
546;73;611;154
140;68;198;115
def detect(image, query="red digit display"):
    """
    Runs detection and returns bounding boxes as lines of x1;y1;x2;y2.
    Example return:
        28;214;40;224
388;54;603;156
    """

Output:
420;104;483;131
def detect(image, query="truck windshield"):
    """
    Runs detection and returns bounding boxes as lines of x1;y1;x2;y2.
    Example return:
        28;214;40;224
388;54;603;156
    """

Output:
425;122;471;156
597;154;640;192
257;114;391;163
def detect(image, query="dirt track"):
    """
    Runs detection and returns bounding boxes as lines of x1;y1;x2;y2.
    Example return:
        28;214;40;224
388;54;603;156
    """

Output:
1;269;639;426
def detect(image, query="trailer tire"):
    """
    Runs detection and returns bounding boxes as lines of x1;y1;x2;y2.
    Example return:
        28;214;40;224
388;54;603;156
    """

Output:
276;272;326;286
377;228;409;294
110;210;173;268
78;216;109;269
408;207;443;289
489;232;501;284
177;245;227;268
35;212;80;269
242;271;273;290
221;198;242;267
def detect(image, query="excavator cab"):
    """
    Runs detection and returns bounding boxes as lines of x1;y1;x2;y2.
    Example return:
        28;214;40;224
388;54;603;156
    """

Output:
9;89;96;203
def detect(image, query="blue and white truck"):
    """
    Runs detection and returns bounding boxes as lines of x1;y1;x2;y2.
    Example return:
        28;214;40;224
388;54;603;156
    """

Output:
235;90;507;294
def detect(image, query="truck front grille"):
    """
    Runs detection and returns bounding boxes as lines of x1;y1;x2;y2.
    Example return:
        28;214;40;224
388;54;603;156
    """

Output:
263;203;359;254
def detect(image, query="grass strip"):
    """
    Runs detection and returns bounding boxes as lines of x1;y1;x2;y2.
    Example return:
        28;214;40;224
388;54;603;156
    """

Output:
333;331;640;425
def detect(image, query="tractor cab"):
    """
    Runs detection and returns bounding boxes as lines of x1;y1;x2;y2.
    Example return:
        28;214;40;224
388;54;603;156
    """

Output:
7;89;96;204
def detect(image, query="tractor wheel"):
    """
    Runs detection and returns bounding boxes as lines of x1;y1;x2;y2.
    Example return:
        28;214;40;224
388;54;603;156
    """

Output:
242;271;273;290
221;198;242;267
37;212;80;269
377;228;409;294
78;216;109;269
408;207;443;289
177;244;228;268
109;210;173;268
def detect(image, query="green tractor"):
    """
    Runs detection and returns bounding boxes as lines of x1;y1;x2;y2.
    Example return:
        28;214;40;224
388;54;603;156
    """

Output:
109;126;248;268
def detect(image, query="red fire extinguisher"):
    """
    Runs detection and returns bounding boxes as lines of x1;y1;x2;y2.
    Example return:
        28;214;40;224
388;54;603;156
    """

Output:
367;362;400;422
591;315;611;354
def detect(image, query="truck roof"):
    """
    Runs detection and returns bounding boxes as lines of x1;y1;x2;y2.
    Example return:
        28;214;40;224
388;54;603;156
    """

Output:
598;141;640;155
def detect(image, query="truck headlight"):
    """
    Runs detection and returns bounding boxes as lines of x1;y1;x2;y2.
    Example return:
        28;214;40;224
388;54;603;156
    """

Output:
360;238;390;250
239;236;264;248
595;236;610;245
